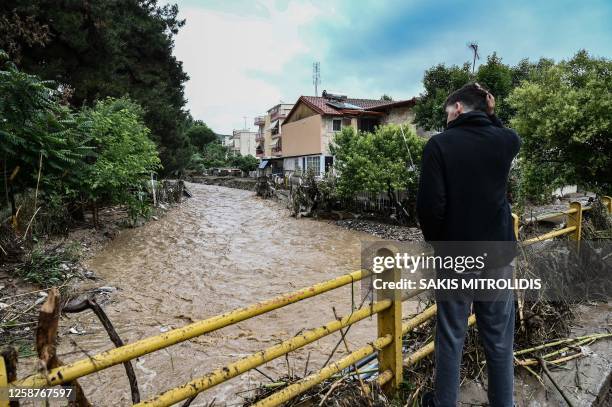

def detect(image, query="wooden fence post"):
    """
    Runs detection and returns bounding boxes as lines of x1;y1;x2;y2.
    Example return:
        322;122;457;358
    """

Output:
376;248;403;395
567;202;582;241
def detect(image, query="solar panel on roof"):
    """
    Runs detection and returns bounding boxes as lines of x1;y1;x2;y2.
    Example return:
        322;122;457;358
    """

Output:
342;102;363;110
325;101;364;110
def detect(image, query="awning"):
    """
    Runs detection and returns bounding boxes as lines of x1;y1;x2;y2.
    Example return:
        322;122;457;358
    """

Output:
270;138;279;147
266;120;279;131
258;160;269;169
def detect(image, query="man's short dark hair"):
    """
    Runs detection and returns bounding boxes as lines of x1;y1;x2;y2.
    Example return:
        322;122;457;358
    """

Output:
444;83;489;112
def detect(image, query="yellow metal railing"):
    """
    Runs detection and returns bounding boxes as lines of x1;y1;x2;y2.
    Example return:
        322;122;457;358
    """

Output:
2;197;610;407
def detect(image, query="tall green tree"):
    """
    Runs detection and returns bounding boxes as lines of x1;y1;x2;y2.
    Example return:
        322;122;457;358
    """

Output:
0;51;91;214
0;0;191;174
185;121;217;150
508;50;612;197
413;63;472;131
414;53;552;130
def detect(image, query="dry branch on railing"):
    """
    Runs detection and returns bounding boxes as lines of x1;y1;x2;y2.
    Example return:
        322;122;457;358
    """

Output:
36;288;91;407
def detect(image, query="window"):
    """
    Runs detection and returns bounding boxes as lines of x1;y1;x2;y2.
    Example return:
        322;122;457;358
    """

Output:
332;119;342;132
306;156;321;176
358;118;379;133
294;158;301;173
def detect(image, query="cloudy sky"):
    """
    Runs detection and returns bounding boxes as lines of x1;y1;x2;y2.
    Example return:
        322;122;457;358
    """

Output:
168;0;612;134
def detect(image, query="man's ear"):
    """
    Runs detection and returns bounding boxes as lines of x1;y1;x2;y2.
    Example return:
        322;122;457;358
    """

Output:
455;102;463;114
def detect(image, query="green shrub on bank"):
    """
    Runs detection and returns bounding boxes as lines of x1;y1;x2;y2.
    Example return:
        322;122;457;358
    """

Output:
1;53;161;236
80;97;161;223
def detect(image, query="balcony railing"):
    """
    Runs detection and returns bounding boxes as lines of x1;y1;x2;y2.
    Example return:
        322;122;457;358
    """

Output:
269;112;287;122
255;133;264;142
254;116;265;126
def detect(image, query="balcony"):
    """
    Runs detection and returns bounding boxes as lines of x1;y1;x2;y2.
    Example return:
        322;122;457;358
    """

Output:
254;116;265;126
255;132;264;142
270;111;287;123
271;137;282;156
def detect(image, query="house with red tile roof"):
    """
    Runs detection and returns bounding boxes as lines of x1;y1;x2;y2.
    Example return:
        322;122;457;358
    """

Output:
276;91;424;176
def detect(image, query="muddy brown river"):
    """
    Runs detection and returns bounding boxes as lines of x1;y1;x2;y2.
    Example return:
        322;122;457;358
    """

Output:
20;183;416;406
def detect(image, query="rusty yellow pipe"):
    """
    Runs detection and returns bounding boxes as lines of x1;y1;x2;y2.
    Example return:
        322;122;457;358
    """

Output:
402;304;437;335
376;369;394;387
11;269;368;388
135;299;391;407
522;226;576;246
0;357;8;407
252;334;393;407
404;314;476;367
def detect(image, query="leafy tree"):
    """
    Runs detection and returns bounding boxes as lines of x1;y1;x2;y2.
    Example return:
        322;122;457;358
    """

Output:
0;51;90;216
331;124;425;196
414;53;551;130
380;94;393;101
80;97;160;222
413;63;472;131
508;50;612;197
185;121;217;150
190;142;230;170
1;0;191;174
0;9;49;62
230;154;259;174
331;124;425;223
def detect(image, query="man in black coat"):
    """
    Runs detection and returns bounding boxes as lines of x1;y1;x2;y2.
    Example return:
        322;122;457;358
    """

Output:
417;83;521;407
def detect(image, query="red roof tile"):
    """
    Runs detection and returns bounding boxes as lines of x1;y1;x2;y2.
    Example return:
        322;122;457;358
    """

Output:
300;96;398;115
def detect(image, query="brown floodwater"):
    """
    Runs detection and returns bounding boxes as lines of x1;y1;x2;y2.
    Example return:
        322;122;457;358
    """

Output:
20;183;413;406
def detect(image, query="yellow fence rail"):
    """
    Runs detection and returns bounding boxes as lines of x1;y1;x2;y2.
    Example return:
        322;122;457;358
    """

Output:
2;197;611;407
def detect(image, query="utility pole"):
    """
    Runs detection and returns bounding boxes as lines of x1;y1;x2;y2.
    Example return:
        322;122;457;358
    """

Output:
313;62;320;96
468;42;480;74
243;116;247;130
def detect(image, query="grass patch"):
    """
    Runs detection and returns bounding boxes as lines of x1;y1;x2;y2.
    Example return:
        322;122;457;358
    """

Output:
16;242;81;287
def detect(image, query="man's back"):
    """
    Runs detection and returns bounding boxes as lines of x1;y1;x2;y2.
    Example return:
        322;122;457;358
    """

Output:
417;111;521;242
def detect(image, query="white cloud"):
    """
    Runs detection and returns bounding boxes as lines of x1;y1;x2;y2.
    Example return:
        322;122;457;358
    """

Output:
173;1;324;133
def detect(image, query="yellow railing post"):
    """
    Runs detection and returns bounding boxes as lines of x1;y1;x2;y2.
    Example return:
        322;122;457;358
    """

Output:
375;248;403;394
602;196;612;213
511;213;519;240
0;356;8;407
567;202;582;241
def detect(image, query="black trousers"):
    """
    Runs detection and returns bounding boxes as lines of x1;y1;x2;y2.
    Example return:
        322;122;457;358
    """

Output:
433;264;515;407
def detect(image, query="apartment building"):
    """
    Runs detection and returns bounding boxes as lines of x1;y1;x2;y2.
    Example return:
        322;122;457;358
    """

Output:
229;129;258;157
254;103;294;174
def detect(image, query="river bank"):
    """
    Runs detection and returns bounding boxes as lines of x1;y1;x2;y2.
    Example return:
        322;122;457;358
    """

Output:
0;190;184;359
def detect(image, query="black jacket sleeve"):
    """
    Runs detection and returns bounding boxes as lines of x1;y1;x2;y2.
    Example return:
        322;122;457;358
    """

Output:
417;139;446;241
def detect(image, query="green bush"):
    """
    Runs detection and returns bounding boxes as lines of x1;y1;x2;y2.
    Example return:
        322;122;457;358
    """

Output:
80;97;161;222
330;123;425;198
509;51;612;198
